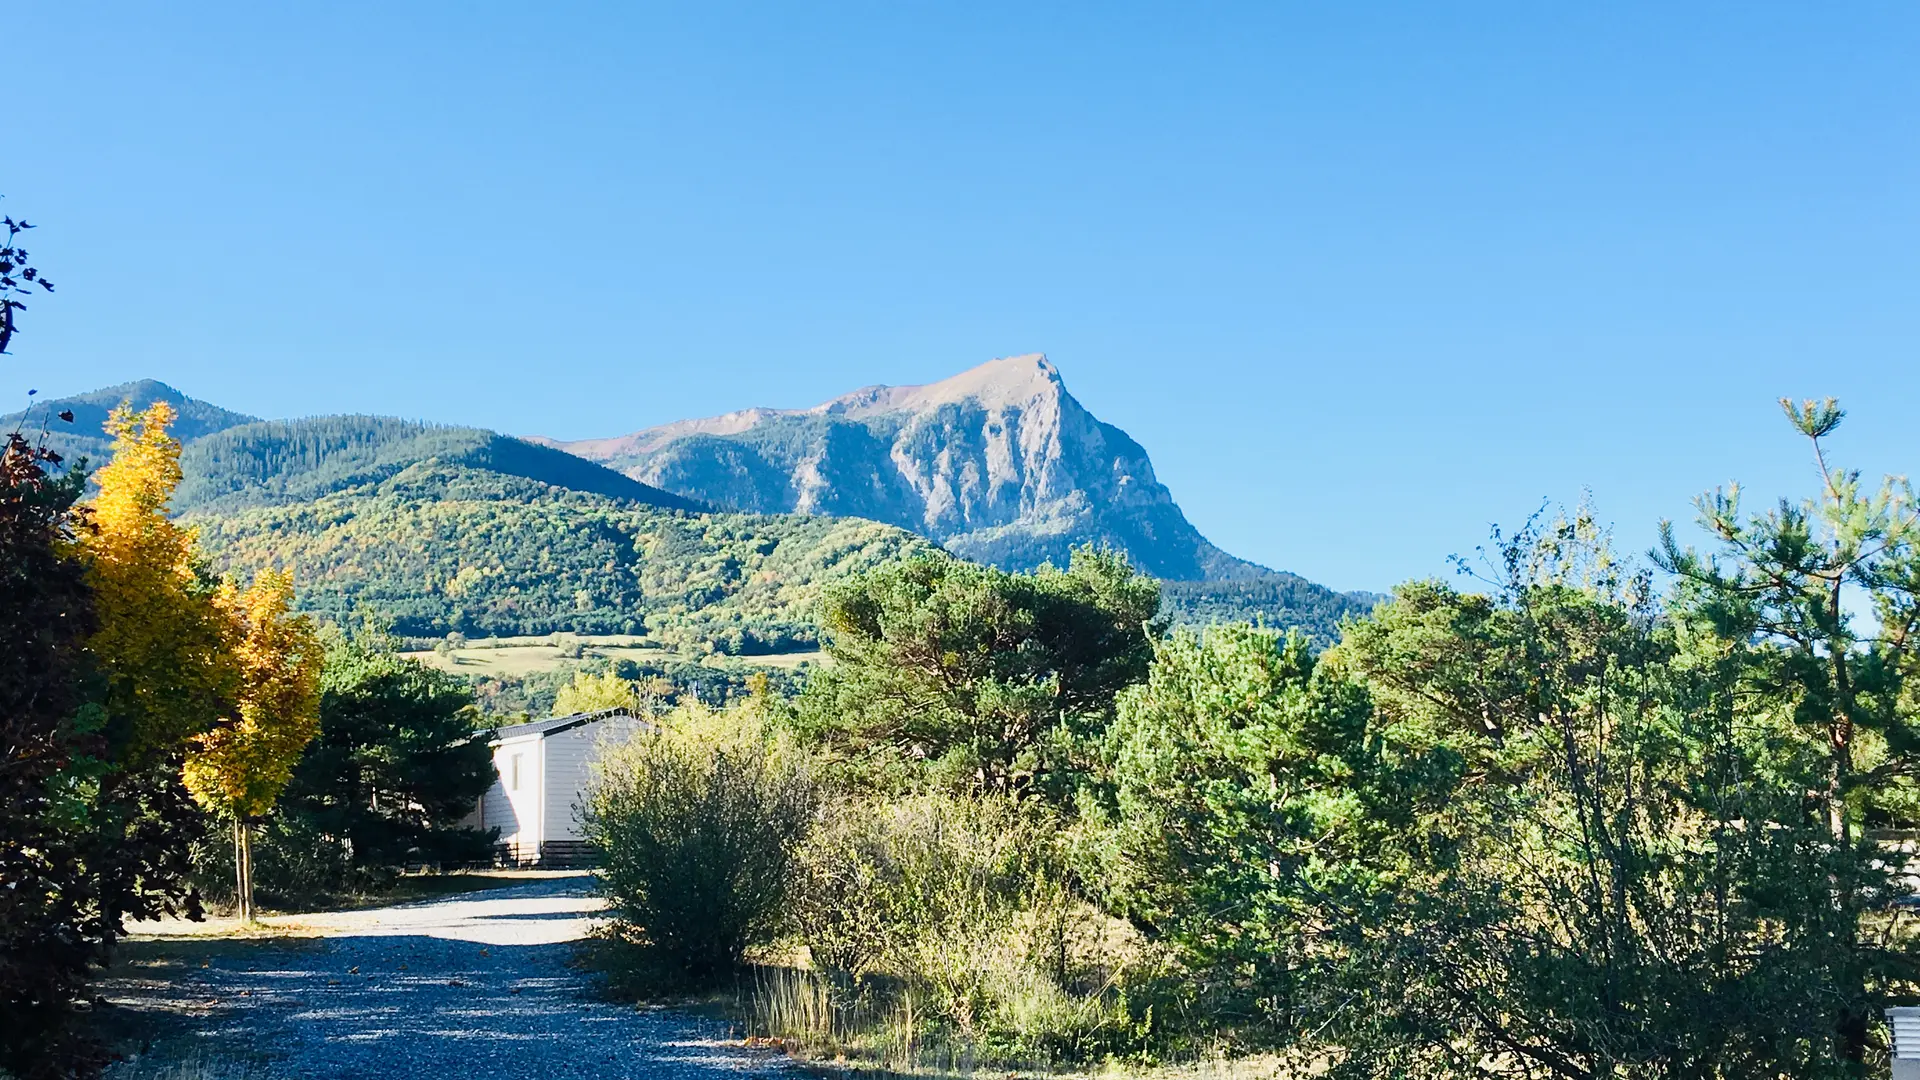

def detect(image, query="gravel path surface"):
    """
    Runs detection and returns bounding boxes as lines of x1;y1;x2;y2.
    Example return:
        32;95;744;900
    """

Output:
102;875;787;1080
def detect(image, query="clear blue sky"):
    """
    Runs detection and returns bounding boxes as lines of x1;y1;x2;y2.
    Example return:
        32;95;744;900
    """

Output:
7;3;1916;591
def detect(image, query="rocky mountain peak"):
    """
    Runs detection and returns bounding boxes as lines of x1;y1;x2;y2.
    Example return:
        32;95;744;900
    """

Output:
815;353;1065;418
538;355;1266;582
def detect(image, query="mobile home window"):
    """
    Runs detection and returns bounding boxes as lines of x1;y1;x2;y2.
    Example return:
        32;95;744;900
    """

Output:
510;754;521;791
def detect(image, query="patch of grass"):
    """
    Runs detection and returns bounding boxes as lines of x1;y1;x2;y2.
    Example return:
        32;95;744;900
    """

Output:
728;965;1302;1080
400;634;823;678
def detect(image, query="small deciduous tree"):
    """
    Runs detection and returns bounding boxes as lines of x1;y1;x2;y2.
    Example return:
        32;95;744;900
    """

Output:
85;402;236;759
553;668;645;715
182;570;322;921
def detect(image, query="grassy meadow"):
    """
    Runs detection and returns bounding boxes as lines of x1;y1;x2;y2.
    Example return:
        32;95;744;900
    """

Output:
400;634;826;680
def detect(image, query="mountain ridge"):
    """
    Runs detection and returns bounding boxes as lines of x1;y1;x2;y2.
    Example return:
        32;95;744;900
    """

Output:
30;371;1377;642
534;354;1273;582
9;383;701;515
3;378;259;466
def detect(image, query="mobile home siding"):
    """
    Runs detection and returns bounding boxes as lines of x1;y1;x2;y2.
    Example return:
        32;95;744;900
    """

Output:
540;716;642;842
482;734;545;862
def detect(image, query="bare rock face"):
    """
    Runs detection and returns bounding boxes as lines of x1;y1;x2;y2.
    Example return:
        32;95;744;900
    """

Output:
536;354;1267;581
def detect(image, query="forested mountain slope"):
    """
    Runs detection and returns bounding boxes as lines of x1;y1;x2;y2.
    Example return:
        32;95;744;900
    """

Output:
536;354;1274;582
185;461;937;651
1159;576;1380;642
175;415;703;514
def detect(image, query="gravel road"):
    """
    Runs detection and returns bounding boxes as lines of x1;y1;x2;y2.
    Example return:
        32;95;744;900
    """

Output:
101;875;787;1080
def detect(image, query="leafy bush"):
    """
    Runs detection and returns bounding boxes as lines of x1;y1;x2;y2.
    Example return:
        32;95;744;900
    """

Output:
584;710;816;987
186;812;356;909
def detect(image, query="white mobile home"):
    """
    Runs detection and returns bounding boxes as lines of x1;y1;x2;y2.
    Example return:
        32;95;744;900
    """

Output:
470;707;651;866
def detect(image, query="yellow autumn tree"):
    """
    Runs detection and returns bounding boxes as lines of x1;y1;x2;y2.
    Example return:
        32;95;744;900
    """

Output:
552;669;673;715
183;569;323;921
81;402;243;931
84;402;238;757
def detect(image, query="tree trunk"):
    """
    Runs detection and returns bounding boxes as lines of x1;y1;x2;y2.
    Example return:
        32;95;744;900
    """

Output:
233;819;254;923
1826;578;1866;1064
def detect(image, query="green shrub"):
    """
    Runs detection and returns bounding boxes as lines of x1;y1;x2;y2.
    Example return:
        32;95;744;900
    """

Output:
788;793;1150;1065
1098;623;1381;1039
584;718;816;988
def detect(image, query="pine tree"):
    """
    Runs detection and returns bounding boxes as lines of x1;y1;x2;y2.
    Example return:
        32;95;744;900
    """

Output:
1659;397;1920;1065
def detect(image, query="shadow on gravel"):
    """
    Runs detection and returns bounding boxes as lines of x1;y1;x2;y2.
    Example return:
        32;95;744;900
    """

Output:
100;930;780;1079
454;910;593;922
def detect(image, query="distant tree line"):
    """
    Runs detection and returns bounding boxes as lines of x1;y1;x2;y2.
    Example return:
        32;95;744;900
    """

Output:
1157;572;1377;646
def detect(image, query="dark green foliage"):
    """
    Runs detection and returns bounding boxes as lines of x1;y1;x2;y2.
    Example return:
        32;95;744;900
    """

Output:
1099;624;1387;1037
1093;500;1919;1078
298;630;496;873
466;653;802;721
1653;397;1920;1067
1316;536;1914;1079
799;546;1162;795
187;461;936;642
1157;573;1379;645
173;415;702;515
0;430;103;1077
584;729;817;988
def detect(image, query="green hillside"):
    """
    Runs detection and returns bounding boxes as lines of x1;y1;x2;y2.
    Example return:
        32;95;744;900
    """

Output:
175;415;704;515
187;461;1370;649
185;461;938;652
